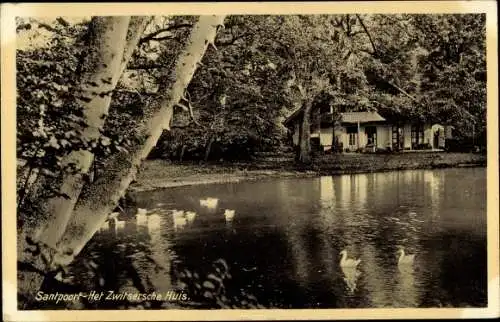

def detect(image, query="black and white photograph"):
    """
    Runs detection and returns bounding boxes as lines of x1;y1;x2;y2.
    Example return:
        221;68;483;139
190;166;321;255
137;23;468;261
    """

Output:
2;1;499;321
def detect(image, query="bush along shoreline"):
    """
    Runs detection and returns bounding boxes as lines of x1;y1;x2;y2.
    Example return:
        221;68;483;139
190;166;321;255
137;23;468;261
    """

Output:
130;152;486;192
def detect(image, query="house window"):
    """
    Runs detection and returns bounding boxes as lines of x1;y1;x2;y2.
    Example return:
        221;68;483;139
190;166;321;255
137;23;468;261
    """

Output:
411;124;424;148
346;126;358;146
349;133;356;146
365;126;377;146
392;125;403;150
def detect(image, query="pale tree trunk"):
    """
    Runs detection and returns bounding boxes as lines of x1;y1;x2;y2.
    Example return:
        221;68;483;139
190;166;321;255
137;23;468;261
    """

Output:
51;15;226;266
17;16;149;305
31;17;149;248
298;100;312;164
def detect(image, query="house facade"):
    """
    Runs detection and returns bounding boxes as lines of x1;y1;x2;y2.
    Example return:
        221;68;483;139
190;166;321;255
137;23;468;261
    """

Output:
285;111;447;152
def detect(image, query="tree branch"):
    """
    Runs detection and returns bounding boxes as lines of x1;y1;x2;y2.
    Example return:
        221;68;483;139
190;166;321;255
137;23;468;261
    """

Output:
355;14;378;57
138;23;193;44
387;80;420;104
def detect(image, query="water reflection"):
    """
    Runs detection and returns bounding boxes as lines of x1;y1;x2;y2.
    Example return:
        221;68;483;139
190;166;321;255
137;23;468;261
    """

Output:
81;168;486;309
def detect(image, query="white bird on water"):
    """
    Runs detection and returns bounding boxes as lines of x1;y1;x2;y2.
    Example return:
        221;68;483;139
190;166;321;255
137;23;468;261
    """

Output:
200;198;219;209
173;216;187;230
224;209;235;223
339;249;361;268
185;211;197;224
172;210;185;219
397;248;415;266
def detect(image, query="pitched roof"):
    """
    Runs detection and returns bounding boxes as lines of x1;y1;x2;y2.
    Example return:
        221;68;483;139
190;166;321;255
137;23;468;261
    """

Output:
284;110;387;127
340;111;386;123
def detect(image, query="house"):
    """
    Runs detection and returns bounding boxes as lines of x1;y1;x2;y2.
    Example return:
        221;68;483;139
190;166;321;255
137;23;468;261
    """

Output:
284;110;448;152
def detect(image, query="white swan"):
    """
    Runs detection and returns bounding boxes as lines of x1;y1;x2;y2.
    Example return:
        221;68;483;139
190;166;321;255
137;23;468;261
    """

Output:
339;250;361;268
172;210;185;219
397;248;415;266
200;198;219;209
224;209;235;222
173;216;187;230
185;211;196;224
341;265;361;293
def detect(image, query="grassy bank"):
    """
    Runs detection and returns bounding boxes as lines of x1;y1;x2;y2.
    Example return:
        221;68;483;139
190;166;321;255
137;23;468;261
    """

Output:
130;152;486;192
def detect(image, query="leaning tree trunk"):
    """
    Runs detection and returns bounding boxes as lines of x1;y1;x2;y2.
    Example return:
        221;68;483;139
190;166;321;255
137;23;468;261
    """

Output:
28;17;129;247
17;16;151;305
298;100;312;164
50;15;226;268
30;17;150;249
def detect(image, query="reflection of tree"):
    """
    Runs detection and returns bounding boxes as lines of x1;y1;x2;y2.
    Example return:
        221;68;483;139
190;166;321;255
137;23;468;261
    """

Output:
338;174;352;211
317;176;337;276
359;243;392;307
352;174;368;211
320;176;335;209
277;179;317;288
423;170;441;221
142;210;173;293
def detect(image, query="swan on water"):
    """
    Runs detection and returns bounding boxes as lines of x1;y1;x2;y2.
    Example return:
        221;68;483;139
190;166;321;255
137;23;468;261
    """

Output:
173;216;187;230
339;249;361;268
341;265;361;293
200;198;219;209
185;211;197;223
224;209;235;222
172;210;185;219
397;248;415;266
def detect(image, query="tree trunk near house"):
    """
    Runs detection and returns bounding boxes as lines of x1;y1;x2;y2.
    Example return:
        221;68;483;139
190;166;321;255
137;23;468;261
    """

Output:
48;15;226;272
204;135;215;162
298;100;312;164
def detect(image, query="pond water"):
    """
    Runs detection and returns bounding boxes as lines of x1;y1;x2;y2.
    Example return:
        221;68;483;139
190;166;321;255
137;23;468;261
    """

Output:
78;167;487;309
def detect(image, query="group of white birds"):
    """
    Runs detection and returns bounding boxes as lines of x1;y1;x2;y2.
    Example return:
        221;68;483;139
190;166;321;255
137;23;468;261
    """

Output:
339;247;415;268
99;197;235;233
339;247;415;293
100;208;162;232
199;197;236;223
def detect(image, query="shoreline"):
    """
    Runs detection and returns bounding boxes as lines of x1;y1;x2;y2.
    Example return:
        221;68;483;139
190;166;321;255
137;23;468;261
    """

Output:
129;152;486;192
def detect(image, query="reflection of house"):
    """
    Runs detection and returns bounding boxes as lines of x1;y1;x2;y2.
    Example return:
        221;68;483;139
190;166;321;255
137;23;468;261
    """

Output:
284;110;449;152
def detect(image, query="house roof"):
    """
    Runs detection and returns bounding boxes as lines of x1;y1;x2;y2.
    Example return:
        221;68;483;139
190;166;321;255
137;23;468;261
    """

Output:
340;111;386;123
284;110;386;127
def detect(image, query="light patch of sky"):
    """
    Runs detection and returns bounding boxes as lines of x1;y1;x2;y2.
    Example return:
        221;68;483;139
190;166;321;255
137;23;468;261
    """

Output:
16;17;89;51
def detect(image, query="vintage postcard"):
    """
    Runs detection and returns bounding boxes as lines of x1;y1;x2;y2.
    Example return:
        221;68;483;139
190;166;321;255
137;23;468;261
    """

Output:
1;1;499;321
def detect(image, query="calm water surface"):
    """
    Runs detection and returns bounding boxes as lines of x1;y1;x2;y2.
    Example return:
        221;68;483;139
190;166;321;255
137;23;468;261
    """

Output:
85;167;487;308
